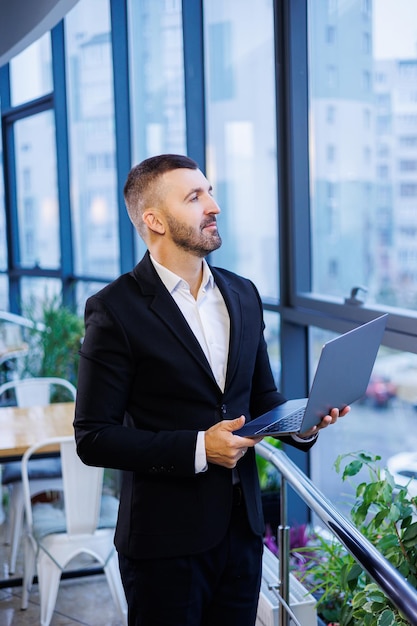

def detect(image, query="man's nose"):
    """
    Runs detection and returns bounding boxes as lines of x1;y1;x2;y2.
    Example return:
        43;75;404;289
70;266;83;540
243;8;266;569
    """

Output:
205;196;221;214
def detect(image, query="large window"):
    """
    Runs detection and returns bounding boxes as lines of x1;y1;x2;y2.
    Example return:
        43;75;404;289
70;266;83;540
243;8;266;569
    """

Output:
127;0;186;262
15;111;59;270
308;0;417;310
2;0;417;526
203;0;279;302
305;0;417;514
127;0;186;164
65;0;119;279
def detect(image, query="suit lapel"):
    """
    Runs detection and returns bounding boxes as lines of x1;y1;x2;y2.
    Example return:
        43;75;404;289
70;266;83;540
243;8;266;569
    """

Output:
132;254;217;384
131;254;244;392
210;267;243;391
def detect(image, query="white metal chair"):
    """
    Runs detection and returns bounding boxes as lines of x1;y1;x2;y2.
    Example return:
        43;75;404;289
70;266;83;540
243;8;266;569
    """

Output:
21;435;127;626
0;377;76;574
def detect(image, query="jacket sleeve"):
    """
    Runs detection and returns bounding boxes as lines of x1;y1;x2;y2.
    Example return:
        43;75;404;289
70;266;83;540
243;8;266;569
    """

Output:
73;295;198;476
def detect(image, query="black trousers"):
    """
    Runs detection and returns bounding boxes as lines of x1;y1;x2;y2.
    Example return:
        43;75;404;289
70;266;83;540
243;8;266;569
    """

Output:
118;495;263;626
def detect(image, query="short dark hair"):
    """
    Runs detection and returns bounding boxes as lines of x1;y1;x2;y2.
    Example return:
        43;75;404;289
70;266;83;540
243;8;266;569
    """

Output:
123;154;198;234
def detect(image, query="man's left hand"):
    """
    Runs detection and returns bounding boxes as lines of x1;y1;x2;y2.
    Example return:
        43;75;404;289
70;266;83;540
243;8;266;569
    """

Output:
298;405;350;439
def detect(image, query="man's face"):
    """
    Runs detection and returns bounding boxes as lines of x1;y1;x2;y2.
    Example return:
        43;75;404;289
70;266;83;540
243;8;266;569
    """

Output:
159;168;222;257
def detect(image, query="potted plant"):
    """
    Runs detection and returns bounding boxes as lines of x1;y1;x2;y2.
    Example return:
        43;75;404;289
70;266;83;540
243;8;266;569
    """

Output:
23;295;84;392
291;451;417;625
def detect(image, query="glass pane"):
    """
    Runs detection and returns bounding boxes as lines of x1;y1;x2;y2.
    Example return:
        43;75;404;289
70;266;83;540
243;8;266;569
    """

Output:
0;276;8;310
309;325;417;517
0;108;6;272
127;0;186;162
264;311;281;387
204;0;279;301
14;111;60;269
65;0;119;278
20;277;62;320
10;33;52;106
76;281;108;315
309;0;417;308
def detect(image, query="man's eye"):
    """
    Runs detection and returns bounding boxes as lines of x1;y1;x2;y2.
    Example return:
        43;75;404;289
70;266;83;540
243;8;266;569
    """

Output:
191;194;199;202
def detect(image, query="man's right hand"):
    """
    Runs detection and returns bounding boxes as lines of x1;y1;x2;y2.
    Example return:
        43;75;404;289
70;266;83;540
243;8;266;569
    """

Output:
204;416;262;469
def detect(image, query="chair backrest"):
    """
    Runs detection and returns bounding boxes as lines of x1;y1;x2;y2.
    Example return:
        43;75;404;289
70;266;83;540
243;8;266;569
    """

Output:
0;377;76;407
22;435;104;536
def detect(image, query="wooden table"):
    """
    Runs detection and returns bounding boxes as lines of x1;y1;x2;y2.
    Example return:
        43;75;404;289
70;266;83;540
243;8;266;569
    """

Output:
0;402;77;588
0;402;75;462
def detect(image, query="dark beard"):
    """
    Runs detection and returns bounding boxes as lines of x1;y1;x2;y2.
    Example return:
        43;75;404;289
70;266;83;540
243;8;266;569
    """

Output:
165;215;222;257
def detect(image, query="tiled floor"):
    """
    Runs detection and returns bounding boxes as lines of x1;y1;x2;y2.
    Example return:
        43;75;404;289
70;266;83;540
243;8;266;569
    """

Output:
0;506;125;626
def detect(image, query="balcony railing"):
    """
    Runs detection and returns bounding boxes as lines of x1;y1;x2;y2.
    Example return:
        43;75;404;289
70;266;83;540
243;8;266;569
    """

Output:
256;439;417;626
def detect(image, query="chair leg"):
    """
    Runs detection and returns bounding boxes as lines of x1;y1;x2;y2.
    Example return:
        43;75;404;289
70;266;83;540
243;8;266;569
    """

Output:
104;551;128;626
0;480;5;526
3;485;12;546
21;536;37;610
7;483;24;574
37;551;62;626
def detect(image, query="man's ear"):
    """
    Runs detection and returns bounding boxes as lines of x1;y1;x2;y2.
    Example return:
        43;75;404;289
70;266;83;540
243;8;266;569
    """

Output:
142;209;165;235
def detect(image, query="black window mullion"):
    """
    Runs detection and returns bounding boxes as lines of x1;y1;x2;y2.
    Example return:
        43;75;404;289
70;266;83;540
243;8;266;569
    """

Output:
0;64;21;313
182;0;206;170
110;0;135;274
51;21;75;308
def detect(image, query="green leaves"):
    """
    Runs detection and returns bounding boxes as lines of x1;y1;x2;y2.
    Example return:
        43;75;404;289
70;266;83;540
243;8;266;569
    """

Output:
402;520;417;547
300;451;417;626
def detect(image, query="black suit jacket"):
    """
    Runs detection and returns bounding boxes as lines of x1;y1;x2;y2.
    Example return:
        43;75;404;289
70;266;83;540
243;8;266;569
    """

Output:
74;252;313;559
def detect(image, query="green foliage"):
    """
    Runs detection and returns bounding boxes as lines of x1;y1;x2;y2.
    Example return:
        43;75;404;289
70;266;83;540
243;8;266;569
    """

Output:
23;296;84;390
256;437;282;491
296;451;417;625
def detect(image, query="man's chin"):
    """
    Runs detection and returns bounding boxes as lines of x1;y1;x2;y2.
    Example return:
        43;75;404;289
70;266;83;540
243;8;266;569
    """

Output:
208;237;222;253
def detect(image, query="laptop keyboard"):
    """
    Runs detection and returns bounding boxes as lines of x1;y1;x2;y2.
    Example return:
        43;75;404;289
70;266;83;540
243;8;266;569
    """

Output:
256;408;306;434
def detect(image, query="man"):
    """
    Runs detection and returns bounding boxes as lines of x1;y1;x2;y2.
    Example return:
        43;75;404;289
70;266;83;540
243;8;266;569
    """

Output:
74;154;349;626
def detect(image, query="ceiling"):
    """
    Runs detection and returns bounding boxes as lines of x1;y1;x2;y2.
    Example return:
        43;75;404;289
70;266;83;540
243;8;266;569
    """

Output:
0;0;79;67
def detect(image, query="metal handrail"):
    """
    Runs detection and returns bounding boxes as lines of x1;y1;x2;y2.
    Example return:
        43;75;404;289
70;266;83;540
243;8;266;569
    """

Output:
256;440;417;626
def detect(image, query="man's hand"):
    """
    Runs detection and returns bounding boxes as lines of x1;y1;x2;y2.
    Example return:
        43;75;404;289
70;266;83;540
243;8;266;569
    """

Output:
205;416;263;469
298;405;351;439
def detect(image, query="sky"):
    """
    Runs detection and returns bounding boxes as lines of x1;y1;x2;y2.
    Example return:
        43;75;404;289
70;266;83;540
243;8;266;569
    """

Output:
373;0;417;59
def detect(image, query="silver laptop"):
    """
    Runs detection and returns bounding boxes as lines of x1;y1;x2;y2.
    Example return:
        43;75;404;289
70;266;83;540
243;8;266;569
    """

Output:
235;314;388;438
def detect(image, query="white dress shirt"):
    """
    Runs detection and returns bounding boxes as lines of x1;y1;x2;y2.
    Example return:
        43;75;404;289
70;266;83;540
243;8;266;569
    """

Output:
150;256;229;472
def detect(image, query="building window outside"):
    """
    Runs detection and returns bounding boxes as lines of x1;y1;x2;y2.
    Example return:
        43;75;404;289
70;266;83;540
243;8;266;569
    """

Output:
326;104;336;124
326;144;336;162
400;183;417;197
326;25;336;45
399;159;417;171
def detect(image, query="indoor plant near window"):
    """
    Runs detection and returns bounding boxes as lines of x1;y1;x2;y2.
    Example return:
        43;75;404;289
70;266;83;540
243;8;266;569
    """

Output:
23;295;84;391
292;451;417;626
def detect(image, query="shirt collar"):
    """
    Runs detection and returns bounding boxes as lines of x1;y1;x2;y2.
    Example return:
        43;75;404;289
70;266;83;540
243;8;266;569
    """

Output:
150;254;214;295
